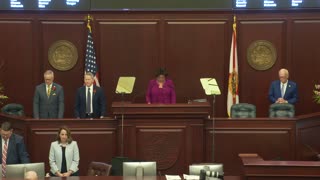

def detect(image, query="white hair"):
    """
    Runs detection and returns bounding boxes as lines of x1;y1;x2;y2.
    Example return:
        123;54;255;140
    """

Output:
279;68;289;78
44;70;54;77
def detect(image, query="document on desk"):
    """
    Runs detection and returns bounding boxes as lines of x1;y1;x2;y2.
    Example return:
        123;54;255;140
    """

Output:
165;175;181;180
183;174;200;180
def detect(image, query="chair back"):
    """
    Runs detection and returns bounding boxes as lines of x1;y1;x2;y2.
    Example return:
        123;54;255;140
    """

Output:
231;103;256;118
269;103;295;118
87;162;112;176
1;103;25;116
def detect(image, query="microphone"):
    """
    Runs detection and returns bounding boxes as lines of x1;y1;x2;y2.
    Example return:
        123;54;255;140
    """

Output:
199;169;224;180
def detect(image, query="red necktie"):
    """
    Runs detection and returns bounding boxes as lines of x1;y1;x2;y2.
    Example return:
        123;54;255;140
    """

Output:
2;140;8;177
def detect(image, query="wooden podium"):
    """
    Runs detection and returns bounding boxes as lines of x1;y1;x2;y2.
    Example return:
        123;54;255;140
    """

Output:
112;102;211;116
112;102;211;174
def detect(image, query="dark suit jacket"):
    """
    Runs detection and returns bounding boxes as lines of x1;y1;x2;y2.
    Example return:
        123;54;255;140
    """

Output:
0;134;30;164
74;85;106;118
33;83;64;119
268;80;298;104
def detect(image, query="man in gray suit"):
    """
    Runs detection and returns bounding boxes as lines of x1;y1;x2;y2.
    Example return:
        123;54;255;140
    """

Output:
33;70;64;118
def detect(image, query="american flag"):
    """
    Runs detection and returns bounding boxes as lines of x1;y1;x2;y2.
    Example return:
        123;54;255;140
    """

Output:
85;30;100;87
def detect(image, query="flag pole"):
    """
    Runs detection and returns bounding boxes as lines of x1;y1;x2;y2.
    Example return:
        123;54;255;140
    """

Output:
227;15;239;117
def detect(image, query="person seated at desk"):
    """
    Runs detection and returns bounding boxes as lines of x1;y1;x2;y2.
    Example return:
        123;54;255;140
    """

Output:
268;68;298;104
49;126;80;177
146;68;176;104
0;121;30;177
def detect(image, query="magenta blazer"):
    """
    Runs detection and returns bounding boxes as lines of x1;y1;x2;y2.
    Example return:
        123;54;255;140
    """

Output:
146;79;176;104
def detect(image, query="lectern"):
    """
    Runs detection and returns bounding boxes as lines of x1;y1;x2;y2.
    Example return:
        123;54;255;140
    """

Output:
115;77;135;156
200;78;221;162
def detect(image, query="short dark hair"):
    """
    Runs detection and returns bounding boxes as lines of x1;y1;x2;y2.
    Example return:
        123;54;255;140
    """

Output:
56;126;73;144
155;68;168;77
1;122;13;131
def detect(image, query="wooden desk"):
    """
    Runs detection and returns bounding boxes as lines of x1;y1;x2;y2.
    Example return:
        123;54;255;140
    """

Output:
239;154;320;180
0;114;118;177
112;103;211;175
204;113;320;175
1;108;320;177
15;176;242;180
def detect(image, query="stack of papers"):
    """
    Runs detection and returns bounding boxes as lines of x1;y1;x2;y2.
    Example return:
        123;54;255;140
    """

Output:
183;174;200;180
165;175;181;180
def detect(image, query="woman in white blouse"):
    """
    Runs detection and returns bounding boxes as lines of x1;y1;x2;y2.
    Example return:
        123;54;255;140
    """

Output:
49;126;80;177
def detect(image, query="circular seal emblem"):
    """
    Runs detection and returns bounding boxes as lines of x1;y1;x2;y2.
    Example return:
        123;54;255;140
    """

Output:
247;40;277;71
48;40;78;71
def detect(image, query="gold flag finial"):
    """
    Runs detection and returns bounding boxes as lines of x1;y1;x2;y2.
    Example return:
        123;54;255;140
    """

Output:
233;15;237;32
84;14;94;33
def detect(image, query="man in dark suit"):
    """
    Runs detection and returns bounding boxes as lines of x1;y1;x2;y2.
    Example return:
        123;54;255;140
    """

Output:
0;121;30;177
33;70;64;119
268;68;298;104
75;72;106;118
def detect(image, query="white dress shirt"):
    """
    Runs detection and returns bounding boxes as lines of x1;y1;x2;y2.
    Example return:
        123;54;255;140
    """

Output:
85;85;93;113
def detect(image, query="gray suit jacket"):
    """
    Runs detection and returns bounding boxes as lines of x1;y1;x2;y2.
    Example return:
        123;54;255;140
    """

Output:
49;141;80;174
33;83;64;118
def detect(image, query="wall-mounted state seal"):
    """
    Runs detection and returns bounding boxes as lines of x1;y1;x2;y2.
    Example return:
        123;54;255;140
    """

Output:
247;40;277;71
48;40;78;71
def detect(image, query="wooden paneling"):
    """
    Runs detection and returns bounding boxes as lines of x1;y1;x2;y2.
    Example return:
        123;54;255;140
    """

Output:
291;19;320;115
98;20;160;112
0;20;34;114
29;126;117;175
205;118;296;175
164;19;229;115
39;20;86;117
112;103;210;174
240;154;320;180
238;19;287;117
136;127;185;173
296;113;320;160
1;12;320;118
27;119;117;175
1;111;320;176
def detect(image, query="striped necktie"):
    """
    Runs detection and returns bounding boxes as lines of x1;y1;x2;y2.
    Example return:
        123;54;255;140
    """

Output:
2;140;8;177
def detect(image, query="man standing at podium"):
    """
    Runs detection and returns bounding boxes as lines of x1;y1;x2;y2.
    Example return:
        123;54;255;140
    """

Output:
75;72;106;118
268;68;298;104
33;70;64;119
